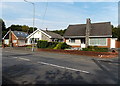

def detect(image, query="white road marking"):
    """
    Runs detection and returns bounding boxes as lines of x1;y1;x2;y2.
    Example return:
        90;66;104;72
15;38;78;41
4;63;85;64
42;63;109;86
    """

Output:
37;61;90;74
13;57;18;58
12;57;90;74
18;57;30;61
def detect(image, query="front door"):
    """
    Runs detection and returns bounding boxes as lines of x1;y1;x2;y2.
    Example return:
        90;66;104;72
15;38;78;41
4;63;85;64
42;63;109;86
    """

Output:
81;38;85;48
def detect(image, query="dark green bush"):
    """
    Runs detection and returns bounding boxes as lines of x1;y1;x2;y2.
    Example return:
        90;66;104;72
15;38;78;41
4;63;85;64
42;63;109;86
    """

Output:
54;42;70;49
82;46;108;52
37;40;70;49
37;40;48;48
95;48;108;52
47;42;58;49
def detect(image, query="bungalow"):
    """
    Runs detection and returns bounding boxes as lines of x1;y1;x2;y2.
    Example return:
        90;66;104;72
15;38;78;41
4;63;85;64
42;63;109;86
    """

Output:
2;30;29;47
26;29;63;45
64;18;118;49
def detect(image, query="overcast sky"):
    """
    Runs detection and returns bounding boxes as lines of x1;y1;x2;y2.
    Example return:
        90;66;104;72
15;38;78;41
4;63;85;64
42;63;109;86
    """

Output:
1;0;118;30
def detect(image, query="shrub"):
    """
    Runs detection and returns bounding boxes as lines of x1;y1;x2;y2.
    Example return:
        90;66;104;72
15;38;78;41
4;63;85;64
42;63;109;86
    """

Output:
47;42;58;49
82;46;108;52
37;40;70;49
37;40;48;48
54;42;70;49
95;48;108;52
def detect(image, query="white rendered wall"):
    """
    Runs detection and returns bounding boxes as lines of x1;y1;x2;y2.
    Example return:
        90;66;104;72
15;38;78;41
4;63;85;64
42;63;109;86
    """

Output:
27;31;42;45
66;39;81;46
110;38;117;48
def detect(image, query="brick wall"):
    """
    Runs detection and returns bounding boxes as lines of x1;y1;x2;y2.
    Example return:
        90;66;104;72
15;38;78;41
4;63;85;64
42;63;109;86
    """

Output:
11;33;18;47
116;40;120;48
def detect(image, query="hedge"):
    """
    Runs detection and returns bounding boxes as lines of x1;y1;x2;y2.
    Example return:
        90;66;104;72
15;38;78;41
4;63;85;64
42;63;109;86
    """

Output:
82;46;109;52
37;40;70;49
37;40;48;48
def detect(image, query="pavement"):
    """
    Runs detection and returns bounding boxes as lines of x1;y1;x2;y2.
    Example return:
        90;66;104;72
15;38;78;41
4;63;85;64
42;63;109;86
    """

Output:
2;48;119;85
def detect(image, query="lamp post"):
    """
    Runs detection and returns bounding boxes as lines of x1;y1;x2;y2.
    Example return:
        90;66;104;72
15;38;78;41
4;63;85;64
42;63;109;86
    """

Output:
24;0;35;51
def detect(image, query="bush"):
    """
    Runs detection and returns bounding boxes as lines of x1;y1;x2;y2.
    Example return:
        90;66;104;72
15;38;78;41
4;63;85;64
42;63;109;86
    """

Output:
47;42;58;49
37;40;70;49
54;42;70;49
82;46;108;52
37;40;48;48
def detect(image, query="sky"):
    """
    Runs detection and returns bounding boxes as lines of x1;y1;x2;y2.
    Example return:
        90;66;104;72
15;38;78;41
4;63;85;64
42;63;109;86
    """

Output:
0;0;119;30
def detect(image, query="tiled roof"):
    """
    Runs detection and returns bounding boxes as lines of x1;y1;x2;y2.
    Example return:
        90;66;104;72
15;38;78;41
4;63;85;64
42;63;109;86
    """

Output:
13;31;29;39
42;30;63;39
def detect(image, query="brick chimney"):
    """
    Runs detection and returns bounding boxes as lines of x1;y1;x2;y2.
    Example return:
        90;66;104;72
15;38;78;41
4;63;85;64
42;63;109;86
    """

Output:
85;18;91;48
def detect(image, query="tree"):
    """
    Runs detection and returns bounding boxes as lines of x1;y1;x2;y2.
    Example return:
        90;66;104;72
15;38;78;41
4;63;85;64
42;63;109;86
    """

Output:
112;25;120;41
51;29;67;36
22;25;29;32
117;27;120;41
0;19;7;38
7;25;22;31
7;25;37;34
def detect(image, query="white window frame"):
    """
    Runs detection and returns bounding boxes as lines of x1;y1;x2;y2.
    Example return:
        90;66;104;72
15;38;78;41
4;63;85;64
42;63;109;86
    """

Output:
89;38;107;46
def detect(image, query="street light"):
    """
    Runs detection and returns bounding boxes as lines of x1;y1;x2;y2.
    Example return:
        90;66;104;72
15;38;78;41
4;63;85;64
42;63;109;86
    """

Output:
24;0;35;51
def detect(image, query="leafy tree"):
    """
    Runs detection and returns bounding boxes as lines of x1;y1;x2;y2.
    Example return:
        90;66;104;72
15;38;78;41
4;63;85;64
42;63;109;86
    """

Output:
22;25;29;32
0;19;8;38
112;25;120;41
7;25;37;34
117;27;120;41
7;25;22;31
51;29;67;36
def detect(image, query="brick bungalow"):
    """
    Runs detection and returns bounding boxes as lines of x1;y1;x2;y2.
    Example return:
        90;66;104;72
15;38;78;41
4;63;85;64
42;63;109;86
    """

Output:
64;18;119;49
2;30;29;47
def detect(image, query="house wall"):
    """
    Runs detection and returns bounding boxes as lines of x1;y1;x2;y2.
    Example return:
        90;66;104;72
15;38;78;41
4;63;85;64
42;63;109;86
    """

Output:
27;31;42;45
116;40;120;48
27;30;52;45
65;38;112;48
11;33;18;47
65;39;81;47
110;38;117;48
18;40;26;46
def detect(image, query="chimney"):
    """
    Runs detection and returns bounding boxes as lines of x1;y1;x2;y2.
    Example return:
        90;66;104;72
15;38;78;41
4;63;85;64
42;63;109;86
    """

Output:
46;28;48;31
85;18;91;48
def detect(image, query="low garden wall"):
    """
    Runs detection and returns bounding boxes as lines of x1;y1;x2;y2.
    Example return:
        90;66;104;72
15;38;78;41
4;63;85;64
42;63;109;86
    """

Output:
37;48;118;58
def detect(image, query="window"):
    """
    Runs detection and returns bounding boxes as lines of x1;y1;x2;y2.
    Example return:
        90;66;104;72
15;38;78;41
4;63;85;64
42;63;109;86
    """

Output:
13;40;17;43
89;38;107;46
30;38;39;43
69;38;75;43
81;38;85;44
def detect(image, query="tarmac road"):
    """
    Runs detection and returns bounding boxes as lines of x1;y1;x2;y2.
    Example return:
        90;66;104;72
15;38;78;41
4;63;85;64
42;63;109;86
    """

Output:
2;48;119;85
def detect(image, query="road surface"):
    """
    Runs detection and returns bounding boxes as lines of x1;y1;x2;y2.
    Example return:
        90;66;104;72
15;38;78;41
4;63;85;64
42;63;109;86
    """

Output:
2;48;119;85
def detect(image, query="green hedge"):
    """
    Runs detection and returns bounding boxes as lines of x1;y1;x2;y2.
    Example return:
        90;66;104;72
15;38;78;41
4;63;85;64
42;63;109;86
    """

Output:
54;42;70;49
47;42;58;49
82;46;108;52
37;40;48;48
37;40;70;49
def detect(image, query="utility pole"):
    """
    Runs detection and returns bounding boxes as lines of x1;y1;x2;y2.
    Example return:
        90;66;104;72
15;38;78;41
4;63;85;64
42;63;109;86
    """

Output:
24;0;35;51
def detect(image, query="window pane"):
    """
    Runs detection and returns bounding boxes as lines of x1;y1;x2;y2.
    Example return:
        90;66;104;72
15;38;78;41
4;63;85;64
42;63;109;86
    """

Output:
89;38;106;46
